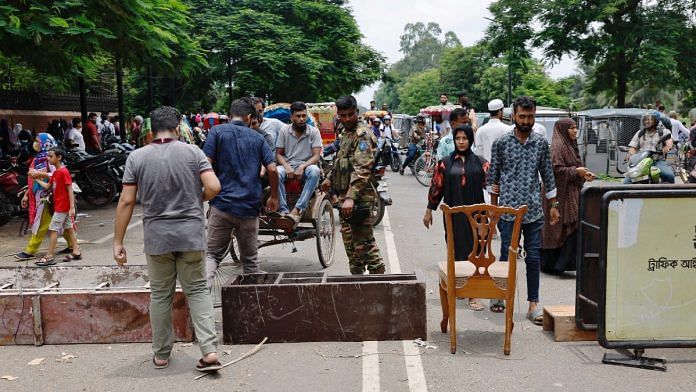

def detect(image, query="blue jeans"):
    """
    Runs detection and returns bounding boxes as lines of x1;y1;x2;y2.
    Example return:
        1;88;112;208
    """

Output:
278;164;321;213
402;143;418;169
623;159;674;183
498;219;543;303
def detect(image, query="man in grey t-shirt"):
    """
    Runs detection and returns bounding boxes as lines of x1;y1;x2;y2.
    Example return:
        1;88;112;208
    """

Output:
113;106;224;373
275;101;322;223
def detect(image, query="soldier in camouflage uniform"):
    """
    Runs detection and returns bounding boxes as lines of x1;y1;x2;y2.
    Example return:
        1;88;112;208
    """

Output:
322;96;385;275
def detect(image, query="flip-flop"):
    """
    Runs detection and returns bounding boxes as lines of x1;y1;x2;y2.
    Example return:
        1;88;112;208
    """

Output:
35;257;56;267
527;307;544;325
63;253;83;262
467;299;485;311
490;299;505;313
196;357;223;372
153;356;169;369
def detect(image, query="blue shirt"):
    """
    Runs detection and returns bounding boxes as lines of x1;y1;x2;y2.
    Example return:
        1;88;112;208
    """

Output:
487;130;557;223
203;121;275;219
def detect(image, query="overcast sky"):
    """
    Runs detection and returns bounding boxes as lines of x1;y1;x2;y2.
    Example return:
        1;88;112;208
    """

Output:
348;0;576;107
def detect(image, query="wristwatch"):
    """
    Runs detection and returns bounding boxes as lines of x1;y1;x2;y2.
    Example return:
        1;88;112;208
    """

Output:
550;201;560;209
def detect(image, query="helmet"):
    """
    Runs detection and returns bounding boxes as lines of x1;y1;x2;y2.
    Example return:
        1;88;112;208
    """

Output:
383;115;392;121
641;111;659;129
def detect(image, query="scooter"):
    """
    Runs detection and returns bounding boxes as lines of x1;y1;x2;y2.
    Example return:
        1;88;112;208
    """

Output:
621;133;673;184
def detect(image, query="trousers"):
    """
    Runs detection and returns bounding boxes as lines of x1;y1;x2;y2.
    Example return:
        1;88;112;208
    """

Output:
278;164;321;213
498;219;543;303
339;204;384;275
205;206;260;286
25;208;73;254
147;251;217;359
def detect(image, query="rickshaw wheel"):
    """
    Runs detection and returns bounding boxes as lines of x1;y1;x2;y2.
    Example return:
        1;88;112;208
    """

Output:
315;198;336;268
221;228;240;263
414;154;435;187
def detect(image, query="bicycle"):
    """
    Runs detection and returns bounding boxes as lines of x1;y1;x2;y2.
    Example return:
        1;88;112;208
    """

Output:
413;131;438;187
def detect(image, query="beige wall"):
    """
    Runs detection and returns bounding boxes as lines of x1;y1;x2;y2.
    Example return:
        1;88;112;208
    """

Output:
0;109;82;133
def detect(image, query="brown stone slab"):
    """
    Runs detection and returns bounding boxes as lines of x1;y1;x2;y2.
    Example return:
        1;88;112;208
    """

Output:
222;272;427;344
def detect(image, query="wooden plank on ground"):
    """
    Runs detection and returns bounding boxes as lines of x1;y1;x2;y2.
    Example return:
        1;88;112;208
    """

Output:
543;305;597;342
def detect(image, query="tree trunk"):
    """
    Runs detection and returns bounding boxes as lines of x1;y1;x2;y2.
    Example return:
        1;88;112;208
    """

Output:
616;52;628;108
116;57;126;140
227;56;233;105
78;76;88;124
147;66;154;113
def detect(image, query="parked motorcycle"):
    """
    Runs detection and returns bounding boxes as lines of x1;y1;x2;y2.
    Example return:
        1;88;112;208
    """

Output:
0;160;28;226
378;138;402;173
620;133;673;184
65;149;122;207
321;152;392;226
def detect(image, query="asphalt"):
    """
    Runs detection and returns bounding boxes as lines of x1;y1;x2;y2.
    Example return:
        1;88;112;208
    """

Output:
1;172;695;392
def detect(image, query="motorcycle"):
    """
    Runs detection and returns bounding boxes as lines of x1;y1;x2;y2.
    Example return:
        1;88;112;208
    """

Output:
0;159;29;226
321;151;392;226
620;133;673;184
65;149;123;207
378;138;402;173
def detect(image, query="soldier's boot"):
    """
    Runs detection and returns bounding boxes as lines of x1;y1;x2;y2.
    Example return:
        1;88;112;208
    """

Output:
369;266;385;274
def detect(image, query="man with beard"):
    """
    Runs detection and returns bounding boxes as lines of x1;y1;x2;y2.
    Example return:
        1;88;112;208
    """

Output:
322;95;385;275
488;96;559;325
275;101;323;224
457;91;478;131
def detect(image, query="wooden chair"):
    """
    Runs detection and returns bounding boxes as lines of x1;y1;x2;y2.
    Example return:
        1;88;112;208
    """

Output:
438;203;527;355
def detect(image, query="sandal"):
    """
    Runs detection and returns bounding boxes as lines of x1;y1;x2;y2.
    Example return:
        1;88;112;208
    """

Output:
58;247;73;255
490;299;505;313
527;307;544;325
35;257;56;267
153;355;169;369
467;299;485;311
63;253;83;262
196;357;223;373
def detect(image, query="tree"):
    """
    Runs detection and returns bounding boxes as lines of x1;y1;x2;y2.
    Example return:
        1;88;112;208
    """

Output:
396;68;442;115
189;0;384;102
374;22;461;111
533;0;690;107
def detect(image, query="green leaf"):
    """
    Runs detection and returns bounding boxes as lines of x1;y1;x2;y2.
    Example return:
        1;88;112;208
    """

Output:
48;17;69;28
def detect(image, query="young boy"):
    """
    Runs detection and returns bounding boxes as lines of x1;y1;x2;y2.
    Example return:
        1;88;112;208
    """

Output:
34;147;82;266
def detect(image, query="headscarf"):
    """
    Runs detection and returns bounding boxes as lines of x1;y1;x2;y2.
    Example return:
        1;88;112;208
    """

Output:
550;118;582;227
32;133;57;194
551;118;580;167
450;124;486;188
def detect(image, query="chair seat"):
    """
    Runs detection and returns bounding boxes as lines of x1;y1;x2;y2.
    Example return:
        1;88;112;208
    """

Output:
438;261;509;290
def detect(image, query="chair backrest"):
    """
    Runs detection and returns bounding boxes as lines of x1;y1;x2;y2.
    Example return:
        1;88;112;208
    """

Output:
440;203;527;281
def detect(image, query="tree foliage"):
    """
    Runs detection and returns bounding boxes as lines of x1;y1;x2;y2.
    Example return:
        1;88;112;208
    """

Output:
486;0;695;108
188;0;384;102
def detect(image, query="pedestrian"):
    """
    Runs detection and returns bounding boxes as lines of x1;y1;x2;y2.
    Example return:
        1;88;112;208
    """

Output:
436;108;472;160
64;118;86;151
541;119;594;275
488;96;559;324
322;95;385;275
84;112;102;154
423;124;487;311
474;99;509;203
667;111;690;145
400;115;427;175
15;133;75;261
204;97;279;282
252;97;284;151
129;115;144;147
456;91;478;131
30;147;82;266
113;106;223;372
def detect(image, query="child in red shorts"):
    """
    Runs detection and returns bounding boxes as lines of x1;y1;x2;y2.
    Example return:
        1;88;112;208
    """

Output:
32;147;82;266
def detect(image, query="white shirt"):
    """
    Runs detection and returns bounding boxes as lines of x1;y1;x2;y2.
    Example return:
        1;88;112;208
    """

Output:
670;118;690;144
475;118;509;162
64;127;86;151
379;124;398;140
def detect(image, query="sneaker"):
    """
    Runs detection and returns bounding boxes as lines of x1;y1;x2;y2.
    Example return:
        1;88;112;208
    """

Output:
14;252;35;261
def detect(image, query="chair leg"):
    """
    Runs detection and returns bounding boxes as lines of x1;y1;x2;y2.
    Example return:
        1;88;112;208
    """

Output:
503;295;514;356
448;289;457;354
439;283;448;333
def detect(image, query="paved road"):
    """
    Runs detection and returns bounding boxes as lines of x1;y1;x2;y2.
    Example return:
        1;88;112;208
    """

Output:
1;172;695;391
